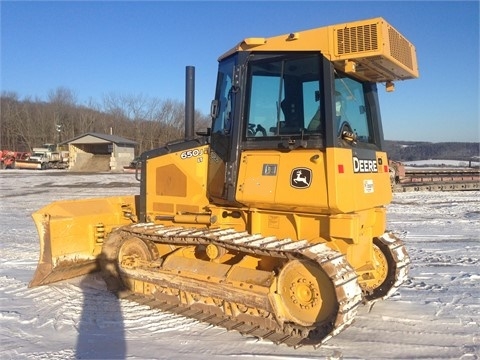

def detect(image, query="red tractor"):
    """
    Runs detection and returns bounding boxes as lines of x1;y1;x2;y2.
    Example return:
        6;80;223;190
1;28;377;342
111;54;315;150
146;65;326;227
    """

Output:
0;150;31;169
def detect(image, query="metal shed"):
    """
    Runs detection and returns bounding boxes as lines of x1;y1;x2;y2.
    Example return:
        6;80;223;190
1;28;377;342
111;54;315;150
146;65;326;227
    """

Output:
62;132;137;172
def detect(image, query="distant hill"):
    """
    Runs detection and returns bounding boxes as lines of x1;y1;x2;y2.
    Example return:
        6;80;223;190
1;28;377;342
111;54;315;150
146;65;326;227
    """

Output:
384;141;479;162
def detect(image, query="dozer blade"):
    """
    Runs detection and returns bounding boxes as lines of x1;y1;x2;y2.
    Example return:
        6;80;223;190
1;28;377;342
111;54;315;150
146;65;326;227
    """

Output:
29;195;137;287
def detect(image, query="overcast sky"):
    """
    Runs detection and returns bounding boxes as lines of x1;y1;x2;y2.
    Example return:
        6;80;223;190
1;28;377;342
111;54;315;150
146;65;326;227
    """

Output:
1;1;479;142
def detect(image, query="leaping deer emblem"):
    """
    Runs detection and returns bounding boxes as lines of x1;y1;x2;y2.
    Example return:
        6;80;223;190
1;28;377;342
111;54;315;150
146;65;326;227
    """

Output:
294;170;309;186
291;168;312;188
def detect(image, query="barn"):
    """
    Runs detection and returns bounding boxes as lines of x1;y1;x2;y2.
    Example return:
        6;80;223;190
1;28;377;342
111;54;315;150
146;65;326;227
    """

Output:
62;132;137;172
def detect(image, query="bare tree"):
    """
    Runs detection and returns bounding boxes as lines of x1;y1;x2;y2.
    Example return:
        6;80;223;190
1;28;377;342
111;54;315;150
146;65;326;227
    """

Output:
1;89;211;155
48;87;77;106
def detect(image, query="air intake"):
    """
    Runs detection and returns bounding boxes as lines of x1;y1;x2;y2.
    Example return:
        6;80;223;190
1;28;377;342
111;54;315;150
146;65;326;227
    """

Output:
337;23;379;55
332;17;419;81
388;26;414;71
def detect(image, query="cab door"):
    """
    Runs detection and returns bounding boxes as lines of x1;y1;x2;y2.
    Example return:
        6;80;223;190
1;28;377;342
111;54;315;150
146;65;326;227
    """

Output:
208;54;243;205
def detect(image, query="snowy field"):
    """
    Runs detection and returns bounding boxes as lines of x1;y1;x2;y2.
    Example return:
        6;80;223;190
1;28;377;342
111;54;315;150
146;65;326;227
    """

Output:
0;170;479;360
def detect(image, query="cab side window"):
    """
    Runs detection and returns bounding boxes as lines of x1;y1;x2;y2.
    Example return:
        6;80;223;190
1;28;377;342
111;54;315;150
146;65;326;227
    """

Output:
212;57;235;135
334;75;372;143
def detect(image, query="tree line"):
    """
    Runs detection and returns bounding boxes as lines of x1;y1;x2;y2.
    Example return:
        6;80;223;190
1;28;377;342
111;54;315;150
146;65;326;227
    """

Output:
0;87;211;155
2;90;478;162
384;140;480;162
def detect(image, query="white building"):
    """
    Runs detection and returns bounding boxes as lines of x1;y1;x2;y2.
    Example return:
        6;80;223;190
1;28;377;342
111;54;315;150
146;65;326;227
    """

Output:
62;132;137;172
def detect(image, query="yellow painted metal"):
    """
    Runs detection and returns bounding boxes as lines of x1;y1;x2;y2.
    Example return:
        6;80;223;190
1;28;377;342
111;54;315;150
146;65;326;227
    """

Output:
236;149;328;212
118;237;159;269
234;146;391;263
236;148;391;215
205;243;226;260
325;148;392;213
210;205;385;272
29;195;137;287
220;17;419;83
171;214;212;224
245;208;325;244
272;259;335;326
358;243;389;293
144;144;210;222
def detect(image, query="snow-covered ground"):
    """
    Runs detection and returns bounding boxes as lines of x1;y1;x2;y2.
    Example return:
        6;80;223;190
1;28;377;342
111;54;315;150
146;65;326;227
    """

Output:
0;170;479;360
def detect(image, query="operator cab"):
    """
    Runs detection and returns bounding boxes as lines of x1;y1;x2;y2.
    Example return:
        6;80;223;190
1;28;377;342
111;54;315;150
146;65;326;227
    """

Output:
208;51;385;204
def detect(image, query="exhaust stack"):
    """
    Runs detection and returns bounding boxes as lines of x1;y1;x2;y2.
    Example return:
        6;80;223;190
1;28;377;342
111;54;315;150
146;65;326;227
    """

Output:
185;66;195;140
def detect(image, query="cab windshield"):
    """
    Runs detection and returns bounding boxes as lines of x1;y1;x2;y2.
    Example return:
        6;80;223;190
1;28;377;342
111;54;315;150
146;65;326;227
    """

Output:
245;53;322;138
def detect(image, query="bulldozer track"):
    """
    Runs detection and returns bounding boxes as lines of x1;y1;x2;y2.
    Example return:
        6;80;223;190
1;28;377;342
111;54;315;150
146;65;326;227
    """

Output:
100;224;364;347
372;233;411;300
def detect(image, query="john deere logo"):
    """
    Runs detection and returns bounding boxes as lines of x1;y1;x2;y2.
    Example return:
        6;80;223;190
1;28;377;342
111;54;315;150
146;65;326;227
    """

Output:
291;168;312;188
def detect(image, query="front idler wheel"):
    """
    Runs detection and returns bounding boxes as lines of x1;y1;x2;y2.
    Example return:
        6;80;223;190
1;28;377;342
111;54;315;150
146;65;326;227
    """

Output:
100;231;158;295
118;237;159;269
363;237;396;301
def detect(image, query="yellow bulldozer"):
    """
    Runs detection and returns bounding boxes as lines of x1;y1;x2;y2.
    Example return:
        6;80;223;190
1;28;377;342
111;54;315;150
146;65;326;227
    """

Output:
30;17;418;347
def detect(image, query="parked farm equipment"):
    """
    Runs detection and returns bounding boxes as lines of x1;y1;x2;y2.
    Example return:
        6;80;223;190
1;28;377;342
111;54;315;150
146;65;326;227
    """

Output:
389;160;480;191
14;144;69;170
